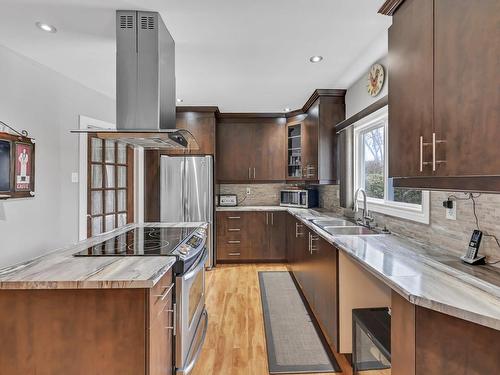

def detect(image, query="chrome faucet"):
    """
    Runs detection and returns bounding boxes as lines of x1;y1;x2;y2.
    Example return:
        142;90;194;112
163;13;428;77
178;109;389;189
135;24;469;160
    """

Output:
353;188;374;228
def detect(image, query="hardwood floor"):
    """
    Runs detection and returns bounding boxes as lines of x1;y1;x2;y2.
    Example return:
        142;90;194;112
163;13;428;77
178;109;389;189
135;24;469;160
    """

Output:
192;263;390;375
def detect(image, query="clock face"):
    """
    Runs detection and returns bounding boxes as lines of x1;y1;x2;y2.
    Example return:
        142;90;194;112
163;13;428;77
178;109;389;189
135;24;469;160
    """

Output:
367;64;385;97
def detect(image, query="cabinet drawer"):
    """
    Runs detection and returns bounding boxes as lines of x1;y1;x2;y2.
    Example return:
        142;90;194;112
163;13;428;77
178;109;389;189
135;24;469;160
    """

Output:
217;246;248;260
149;269;174;320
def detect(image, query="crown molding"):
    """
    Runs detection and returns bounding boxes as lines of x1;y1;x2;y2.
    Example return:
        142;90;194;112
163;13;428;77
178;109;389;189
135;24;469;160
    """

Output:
378;0;405;15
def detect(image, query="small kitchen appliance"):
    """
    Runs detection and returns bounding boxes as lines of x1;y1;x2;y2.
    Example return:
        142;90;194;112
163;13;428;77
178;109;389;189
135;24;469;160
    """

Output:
218;194;238;207
280;189;318;208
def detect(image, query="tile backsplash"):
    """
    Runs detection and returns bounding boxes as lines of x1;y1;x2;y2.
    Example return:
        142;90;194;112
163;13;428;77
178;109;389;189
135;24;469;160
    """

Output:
218;182;500;261
318;185;500;261
218;184;286;206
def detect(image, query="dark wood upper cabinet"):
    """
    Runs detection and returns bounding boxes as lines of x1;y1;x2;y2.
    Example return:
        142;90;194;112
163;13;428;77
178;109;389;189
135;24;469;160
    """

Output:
386;0;500;190
433;0;500;177
216;117;286;183
286;94;345;184
388;0;434;178
253;122;286;181
216;121;254;182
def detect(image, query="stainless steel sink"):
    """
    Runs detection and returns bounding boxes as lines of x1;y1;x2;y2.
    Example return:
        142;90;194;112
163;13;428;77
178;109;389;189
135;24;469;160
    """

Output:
322;226;379;236
309;219;356;227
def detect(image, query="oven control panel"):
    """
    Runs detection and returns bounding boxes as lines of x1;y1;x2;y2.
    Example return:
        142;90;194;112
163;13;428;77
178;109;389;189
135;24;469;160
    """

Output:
175;227;207;258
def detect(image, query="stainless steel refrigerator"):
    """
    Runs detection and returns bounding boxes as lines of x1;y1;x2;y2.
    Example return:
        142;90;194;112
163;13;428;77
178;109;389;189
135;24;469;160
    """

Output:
160;155;214;268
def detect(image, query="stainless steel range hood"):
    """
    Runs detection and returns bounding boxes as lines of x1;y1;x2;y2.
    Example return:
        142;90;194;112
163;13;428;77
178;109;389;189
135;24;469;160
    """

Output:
73;10;198;150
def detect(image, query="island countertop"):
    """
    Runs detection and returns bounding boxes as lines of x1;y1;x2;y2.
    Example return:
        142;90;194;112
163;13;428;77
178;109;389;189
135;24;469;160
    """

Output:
0;222;203;290
217;206;500;330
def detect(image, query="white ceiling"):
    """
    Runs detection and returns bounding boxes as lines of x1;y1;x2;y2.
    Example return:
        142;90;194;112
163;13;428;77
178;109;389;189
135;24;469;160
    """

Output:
0;0;391;112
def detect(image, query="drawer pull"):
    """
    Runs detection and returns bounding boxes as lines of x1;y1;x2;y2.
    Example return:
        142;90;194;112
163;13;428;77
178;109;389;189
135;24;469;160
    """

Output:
228;252;241;256
228;216;241;219
228;228;240;232
227;240;241;244
154;283;175;301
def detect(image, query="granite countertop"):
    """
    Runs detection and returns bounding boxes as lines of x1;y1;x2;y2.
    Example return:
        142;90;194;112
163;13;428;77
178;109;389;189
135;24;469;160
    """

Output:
0;222;204;290
217;205;500;330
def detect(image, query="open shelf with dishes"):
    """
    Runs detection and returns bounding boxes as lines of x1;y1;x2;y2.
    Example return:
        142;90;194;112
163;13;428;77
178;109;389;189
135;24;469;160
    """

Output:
287;124;302;178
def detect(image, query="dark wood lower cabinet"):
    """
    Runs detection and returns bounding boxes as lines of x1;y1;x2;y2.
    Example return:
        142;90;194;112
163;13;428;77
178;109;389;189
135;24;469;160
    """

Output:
216;211;287;262
315;236;339;351
392;291;500;375
0;270;174;375
286;215;339;352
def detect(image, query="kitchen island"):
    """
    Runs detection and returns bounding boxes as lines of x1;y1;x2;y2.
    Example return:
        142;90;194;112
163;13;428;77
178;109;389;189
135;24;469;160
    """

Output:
0;222;203;375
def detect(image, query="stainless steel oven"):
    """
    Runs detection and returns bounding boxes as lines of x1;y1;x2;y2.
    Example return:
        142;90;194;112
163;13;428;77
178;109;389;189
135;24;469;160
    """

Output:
175;248;208;375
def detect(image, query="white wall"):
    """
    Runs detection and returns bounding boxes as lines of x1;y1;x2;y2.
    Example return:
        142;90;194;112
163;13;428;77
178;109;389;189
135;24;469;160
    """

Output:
345;54;388;118
0;44;115;268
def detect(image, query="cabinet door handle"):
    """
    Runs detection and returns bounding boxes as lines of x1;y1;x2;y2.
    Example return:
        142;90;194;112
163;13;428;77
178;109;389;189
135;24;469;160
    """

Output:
253;167;256;179
310;234;319;253
271;213;274;225
266;212;269;225
228;252;241;256
420;136;423;172
228;216;240;219
228;240;240;244
295;222;303;238
228;228;240;232
164;302;176;336
433;132;447;171
154;283;175;301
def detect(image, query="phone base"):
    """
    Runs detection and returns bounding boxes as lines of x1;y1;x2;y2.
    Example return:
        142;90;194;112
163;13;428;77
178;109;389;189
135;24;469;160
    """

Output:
460;255;486;265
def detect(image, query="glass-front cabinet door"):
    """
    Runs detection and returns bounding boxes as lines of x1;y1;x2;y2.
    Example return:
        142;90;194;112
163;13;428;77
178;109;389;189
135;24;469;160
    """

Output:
287;122;302;179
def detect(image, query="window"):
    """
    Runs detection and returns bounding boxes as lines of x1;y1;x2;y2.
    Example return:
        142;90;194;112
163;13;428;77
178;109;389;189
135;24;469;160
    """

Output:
87;136;134;236
353;106;429;224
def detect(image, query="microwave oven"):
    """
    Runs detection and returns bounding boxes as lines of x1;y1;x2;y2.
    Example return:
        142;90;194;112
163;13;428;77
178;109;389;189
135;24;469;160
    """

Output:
280;189;318;208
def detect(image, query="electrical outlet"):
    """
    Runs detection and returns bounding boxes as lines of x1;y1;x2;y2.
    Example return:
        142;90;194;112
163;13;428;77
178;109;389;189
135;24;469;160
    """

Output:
246;187;251;196
71;172;79;183
446;202;457;220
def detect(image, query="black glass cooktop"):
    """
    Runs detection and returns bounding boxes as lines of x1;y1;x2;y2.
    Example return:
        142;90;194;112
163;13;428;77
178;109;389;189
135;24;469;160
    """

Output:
74;226;197;256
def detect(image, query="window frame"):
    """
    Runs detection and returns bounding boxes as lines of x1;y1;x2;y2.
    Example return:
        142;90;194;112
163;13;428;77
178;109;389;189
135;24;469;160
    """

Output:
87;135;134;236
353;106;430;224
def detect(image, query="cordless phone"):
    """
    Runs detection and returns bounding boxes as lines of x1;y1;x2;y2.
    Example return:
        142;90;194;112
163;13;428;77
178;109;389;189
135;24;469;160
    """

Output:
461;230;485;265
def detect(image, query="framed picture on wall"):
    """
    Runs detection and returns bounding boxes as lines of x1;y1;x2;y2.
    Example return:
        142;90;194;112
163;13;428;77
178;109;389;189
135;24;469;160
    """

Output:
14;142;33;192
0;131;35;199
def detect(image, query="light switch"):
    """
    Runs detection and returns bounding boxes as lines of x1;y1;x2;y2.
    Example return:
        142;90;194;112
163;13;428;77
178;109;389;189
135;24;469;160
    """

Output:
71;172;79;183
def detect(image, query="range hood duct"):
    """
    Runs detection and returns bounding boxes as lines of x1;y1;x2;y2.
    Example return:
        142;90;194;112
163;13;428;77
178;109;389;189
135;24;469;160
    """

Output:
72;11;198;150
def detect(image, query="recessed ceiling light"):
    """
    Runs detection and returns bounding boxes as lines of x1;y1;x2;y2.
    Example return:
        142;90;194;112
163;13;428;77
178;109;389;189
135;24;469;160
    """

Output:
36;22;57;33
284;108;291;112
309;55;323;63
176;98;183;103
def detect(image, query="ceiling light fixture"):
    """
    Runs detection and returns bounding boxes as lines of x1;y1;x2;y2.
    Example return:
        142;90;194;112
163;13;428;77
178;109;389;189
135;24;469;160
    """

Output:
176;98;183;103
309;55;323;63
36;22;57;33
284;108;291;112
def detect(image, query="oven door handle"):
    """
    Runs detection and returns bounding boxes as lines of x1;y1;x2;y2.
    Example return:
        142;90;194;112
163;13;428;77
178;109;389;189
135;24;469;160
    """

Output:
177;309;209;375
183;249;208;281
